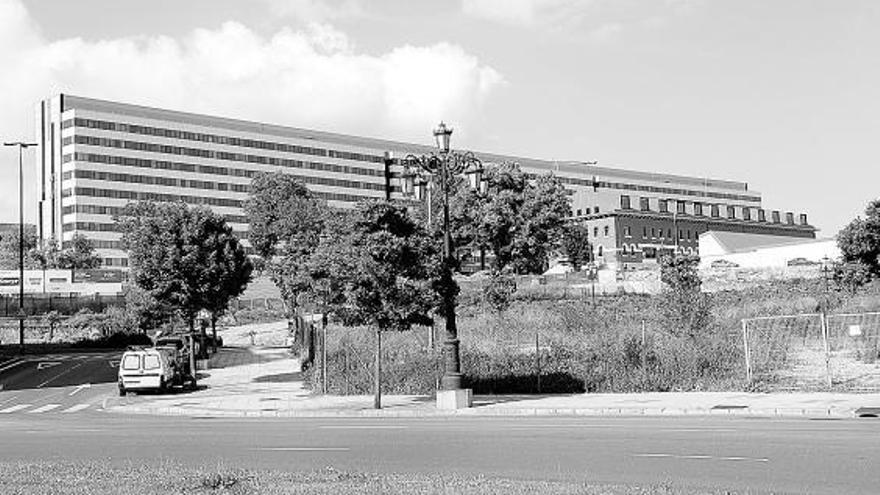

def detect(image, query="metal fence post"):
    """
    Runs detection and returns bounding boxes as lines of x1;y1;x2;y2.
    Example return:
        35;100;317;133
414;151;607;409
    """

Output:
741;319;752;385
535;330;541;394
821;311;832;389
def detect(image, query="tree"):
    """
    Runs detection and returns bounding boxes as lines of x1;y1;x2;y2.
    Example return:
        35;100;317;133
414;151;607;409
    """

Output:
244;172;326;315
305;201;438;409
833;261;873;294
29;235;100;271
468;163;570;274
57;234;101;270
421;162;571;276
659;254;711;341
244;172;325;259
561;223;592;271
837;199;880;282
116;201;253;333
0;226;40;270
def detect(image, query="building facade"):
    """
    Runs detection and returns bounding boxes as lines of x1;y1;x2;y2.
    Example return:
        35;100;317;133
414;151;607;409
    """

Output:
36;94;815;268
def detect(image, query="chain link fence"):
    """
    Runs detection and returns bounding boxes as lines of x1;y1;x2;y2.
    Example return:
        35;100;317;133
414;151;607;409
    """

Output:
742;312;880;391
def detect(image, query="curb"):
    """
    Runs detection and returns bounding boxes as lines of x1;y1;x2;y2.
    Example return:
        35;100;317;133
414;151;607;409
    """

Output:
105;404;858;419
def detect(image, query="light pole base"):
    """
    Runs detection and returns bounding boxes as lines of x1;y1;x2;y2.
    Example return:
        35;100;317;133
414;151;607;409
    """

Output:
436;388;472;410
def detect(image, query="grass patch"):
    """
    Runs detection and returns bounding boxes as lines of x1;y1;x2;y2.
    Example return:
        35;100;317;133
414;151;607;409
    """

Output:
304;277;880;395
0;461;747;494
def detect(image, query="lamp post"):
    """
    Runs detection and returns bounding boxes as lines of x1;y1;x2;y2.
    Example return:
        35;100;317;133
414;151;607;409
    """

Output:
4;141;37;353
402;122;483;406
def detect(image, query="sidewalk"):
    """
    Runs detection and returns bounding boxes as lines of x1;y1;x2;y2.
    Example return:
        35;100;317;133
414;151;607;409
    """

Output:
107;346;880;419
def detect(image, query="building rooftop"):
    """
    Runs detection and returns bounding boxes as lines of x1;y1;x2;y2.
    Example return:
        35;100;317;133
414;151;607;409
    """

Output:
700;231;830;255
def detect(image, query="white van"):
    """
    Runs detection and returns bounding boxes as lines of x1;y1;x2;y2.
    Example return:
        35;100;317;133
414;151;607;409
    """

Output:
118;347;176;396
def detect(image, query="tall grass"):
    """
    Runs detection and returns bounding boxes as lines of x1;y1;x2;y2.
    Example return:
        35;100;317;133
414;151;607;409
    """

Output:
303;278;880;395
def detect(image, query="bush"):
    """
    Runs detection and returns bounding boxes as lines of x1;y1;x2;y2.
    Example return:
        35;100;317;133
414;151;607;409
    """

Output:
74;331;153;349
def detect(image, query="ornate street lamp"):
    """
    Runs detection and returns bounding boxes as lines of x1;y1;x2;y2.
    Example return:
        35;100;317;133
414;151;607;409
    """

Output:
402;122;483;408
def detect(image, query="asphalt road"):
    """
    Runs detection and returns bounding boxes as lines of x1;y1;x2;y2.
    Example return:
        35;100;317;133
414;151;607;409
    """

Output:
0;414;877;494
0;351;120;414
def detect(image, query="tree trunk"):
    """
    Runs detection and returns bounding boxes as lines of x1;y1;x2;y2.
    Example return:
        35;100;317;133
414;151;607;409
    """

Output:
211;314;218;353
373;328;382;409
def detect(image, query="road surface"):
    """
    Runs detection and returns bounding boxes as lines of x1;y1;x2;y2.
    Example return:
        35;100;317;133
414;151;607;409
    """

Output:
0;414;877;494
0;351;119;414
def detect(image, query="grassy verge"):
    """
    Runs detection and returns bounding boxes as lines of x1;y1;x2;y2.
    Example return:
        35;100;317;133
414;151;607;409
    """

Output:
0;461;745;495
304;278;880;395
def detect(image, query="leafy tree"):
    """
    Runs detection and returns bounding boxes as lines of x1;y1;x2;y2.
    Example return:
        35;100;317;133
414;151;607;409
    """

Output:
0;225;40;269
116;201;252;333
244;172;325;259
659;254;711;341
33;235;102;270
244;172;326;315
306;201;438;409
420;162;570;275
561;223;592;271
58;234;102;270
837;199;880;281
832;261;873;294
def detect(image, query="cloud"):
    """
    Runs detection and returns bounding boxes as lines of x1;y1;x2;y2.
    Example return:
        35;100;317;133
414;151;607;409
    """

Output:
461;0;700;40
461;0;587;29
258;0;367;22
0;0;504;222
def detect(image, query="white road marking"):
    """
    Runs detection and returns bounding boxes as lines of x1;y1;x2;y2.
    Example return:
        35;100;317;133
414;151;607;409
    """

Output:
663;428;737;433
0;359;24;373
0;404;30;413
69;383;91;396
633;453;769;463
38;362;84;388
249;447;350;452
61;404;91;413
28;404;61;413
319;425;408;430
36;362;62;371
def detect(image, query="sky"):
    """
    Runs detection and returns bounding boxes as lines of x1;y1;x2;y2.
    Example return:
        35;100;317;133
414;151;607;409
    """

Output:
0;0;878;236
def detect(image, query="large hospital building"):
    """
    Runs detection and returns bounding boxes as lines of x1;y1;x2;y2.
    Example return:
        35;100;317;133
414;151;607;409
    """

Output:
36;94;815;269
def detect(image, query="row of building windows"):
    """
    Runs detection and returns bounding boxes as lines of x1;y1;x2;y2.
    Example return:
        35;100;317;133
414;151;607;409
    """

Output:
61;203;249;224
604;180;760;203
63;221;248;235
64;168;251;193
533;174;760;204
71;135;387;179
101;258;129;267
68;152;397;194
622;225;699;242
65;117;388;165
63;119;761;204
620;195;807;225
63;186;378;207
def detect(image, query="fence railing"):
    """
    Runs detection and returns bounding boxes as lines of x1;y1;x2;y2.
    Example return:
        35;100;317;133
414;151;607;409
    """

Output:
0;293;125;317
742;312;880;391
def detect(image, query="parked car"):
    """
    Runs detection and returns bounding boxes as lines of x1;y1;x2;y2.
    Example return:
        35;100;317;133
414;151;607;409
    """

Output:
787;257;818;267
118;347;178;396
710;259;739;268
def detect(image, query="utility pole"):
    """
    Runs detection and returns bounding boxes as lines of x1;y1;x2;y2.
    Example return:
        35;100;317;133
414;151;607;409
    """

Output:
4;142;38;353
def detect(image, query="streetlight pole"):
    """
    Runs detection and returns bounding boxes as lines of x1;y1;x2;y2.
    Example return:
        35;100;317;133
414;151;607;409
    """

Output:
4;142;37;353
402;123;483;408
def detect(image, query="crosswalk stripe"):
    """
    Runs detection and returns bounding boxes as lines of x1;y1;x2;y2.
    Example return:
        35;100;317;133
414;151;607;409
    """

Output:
0;404;31;413
61;404;91;413
28;404;61;413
